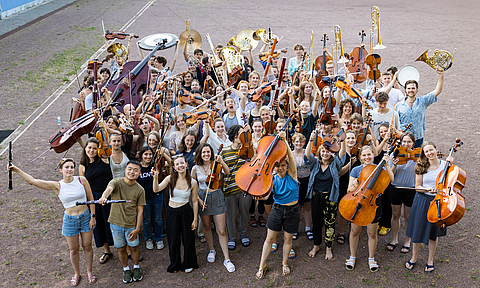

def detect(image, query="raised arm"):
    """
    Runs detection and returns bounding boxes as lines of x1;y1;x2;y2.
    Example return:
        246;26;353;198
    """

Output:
152;171;171;193
8;165;59;194
433;68;445;97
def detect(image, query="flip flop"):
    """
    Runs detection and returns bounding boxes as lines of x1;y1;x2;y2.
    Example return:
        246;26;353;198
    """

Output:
386;243;397;251
288;249;296;259
400;245;411;253
99;252;113;264
282;264;290;276
425;263;435;273
88;274;97;284
405;260;416;271
336;234;345;245
270;243;278;253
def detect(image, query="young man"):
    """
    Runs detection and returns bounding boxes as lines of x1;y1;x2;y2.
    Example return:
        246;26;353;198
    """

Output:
395;68;445;147
99;161;146;284
222;94;246;131
370;91;400;141
378;72;404;110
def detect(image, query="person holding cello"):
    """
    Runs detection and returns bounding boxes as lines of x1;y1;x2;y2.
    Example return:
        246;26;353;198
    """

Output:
345;145;394;272
255;131;299;279
405;141;452;273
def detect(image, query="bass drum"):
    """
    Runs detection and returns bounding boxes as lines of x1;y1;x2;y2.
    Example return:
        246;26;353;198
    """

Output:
397;65;420;87
139;33;179;51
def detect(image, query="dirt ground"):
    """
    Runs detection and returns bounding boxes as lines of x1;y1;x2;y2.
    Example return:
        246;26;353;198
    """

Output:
1;0;479;287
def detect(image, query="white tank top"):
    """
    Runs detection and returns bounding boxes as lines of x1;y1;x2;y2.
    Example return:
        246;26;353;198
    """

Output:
170;179;194;204
58;177;87;209
110;152;129;178
195;167;209;190
422;160;446;196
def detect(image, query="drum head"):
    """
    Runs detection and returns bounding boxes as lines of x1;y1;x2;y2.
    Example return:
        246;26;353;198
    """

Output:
139;33;179;51
397;65;420;87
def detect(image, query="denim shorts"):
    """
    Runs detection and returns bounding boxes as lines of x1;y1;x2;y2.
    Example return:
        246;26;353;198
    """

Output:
110;223;140;248
266;203;300;234
62;209;92;237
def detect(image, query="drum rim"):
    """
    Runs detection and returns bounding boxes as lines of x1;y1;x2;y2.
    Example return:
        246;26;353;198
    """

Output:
139;33;179;51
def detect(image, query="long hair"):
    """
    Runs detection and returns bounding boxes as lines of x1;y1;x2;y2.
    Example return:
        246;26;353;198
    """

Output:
169;155;192;197
193;143;214;166
316;145;334;166
80;138;100;167
138;146;153;165
298;81;313;104
415;141;436;175
178;130;197;153
339;98;355;118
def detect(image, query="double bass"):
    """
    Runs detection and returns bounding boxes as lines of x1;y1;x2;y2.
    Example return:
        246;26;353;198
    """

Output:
427;139;466;228
314;33;332;89
348;30;368;83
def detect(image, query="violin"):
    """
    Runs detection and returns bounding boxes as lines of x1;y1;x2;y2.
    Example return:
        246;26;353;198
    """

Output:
263;57;287;136
393;146;422;165
118;114;134;134
339;141;398;226
311;128;323;155
238;113;254;160
259;48;288;62
227;66;243;87
350;114;373;156
336;77;361;99
427;139;466;228
96;127;112;158
314;34;332;89
104;30;139;40
390;123;412;142
206;145;224;190
348;30;368;84
177;89;204;106
247;81;274;102
365;53;382;81
235;116;293;198
294;108;302;133
203;78;215;97
154;148;169;179
323;127;346;154
319;83;336;126
183;110;209;126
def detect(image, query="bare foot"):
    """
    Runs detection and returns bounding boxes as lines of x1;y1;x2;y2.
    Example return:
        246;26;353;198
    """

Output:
308;245;320;258
325;247;333;260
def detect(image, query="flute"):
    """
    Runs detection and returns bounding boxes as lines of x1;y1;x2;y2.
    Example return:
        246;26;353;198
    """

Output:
75;200;131;205
8;141;12;190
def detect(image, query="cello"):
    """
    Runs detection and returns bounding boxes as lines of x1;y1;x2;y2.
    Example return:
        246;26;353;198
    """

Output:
235;116;293;198
427;139;466;228
314;33;332;89
339;142;398;226
348;30;368;84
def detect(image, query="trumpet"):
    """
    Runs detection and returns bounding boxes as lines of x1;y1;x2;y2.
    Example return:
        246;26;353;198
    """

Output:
370;6;386;53
334;25;348;65
415;49;455;71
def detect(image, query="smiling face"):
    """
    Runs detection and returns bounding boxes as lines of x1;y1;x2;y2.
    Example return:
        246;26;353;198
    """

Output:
405;83;418;98
378;126;389;140
250;74;259;87
299;100;310;114
191;81;200;90
176;117;186;130
350;120;362;132
85;142;98;159
239;82;249;94
109;134;122;150
226;98;235;112
147;134;159;148
343;102;353;116
293;137;305;150
140;118;151;133
60;161;75;177
106;118;118;129
320;147;332;161
141;150;153;164
214;120;225;135
276;159;288;177
345;132;357;148
125;163;141;181
304;83;312;95
185;135;195;149
260;110;270;122
173;157;187;173
184;73;193;84
201;146;212;163
423;144;437;161
401;135;414;150
360;148;374;165
252;121;263;134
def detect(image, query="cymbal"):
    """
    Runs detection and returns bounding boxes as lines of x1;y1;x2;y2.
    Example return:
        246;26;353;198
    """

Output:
179;29;202;53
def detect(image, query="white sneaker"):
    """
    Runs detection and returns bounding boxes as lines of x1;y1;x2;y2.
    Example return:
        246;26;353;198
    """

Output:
224;259;235;273
207;250;216;263
156;240;164;250
146;240;154;250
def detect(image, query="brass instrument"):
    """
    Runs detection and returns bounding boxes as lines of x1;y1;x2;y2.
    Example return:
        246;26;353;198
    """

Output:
253;29;269;44
228;29;259;51
415;49;455;71
206;33;226;84
107;43;128;63
370;6;386;53
309;30;314;73
179;19;202;53
334;25;348;65
219;46;244;74
227;35;236;47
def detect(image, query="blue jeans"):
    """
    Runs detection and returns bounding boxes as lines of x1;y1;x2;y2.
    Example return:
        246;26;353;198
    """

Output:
143;193;164;242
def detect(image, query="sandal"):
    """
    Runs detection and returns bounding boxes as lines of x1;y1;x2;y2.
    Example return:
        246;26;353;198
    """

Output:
292;233;298;240
386;243;397;251
88;274;97;284
288;249;296;259
425;263;435;273
282;264;290;276
368;259;379;272
250;216;258;227
255;265;267;279
70;276;81;287
306;231;313;240
270;243;278;253
259;216;266;227
345;256;355;270
99;253;112;264
336;234;345;245
405;260;416;271
400;245;411;253
199;235;206;243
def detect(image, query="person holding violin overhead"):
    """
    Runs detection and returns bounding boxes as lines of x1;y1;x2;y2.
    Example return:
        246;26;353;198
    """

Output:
394;67;445;148
386;132;417;254
345;145;394;272
304;126;347;260
404;141;453;273
191;143;235;273
9;159;97;286
255;130;299;279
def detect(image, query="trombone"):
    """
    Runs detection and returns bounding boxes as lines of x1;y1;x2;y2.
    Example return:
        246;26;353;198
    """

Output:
334;25;348;68
370;6;386;53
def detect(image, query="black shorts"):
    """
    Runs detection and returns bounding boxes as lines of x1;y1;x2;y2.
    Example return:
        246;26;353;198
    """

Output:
390;187;416;207
298;177;310;204
266;203;300;234
371;196;383;224
263;192;274;205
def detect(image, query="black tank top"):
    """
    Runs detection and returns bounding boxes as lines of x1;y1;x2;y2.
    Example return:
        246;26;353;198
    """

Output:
84;160;113;199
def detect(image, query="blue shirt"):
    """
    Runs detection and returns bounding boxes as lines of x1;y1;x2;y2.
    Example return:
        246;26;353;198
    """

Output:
394;92;436;140
389;159;416;187
272;173;299;205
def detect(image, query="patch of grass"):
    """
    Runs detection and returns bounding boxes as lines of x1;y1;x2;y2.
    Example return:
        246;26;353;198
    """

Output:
5;260;11;265
305;274;314;280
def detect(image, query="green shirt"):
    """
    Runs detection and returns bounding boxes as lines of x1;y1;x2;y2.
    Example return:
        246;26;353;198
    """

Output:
107;178;146;228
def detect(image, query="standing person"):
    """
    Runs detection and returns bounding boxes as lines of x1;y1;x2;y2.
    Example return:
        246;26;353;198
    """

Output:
191;143;235;273
288;44;309;76
304;129;346;260
405;141;452;273
79;138;114;265
99;161;146;284
9;159;97;286
109;133;132;178
255;131;299;279
370;91;400;142
395;68;444;147
153;154;199;273
345;146;394;272
221;125;253;250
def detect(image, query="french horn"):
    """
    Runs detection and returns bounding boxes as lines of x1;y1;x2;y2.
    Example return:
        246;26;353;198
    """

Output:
107;43;128;63
415;49;455;71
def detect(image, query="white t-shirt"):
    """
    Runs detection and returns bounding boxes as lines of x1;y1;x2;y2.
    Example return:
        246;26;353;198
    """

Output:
379;87;404;110
370;108;400;141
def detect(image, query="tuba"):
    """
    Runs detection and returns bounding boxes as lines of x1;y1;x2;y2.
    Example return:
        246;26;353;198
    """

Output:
370;6;386;52
228;29;259;51
107;43;128;63
334;25;348;64
415;49;455;71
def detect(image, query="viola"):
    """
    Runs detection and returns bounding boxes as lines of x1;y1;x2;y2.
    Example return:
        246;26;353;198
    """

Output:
350;114;373;156
154;148;169;179
336;77;361;99
206;145;224;190
311;129;323;155
227;66;243;87
247;81;274;102
339;141;398;226
183;110;208;126
427;139;466;228
366;53;382;81
259;48;288;62
96;127;112;158
235;116;293;198
104;30;139;40
314;33;332;89
323;127;346;154
348;30;368;84
203;78;215;97
118;114;134;134
178;89;204;106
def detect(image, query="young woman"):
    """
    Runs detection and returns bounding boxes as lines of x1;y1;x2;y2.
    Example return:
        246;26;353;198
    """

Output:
298;81;315;106
191;143;235;273
386;132;417;254
337;98;355;127
288;43;308;77
291;133;312;240
214;85;227;113
169;115;188;155
135;115;160;156
345;145;394;272
405;141;453;273
256;131;298;279
304;129;346;260
201;118;232;154
79;138;114;265
9;159;97;286
153;155;199;273
182;71;194;91
176;129;198;170
147;131;161;153
374;123;392;236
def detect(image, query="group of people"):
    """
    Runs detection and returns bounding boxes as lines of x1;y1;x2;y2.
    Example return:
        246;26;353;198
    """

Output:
8;28;456;286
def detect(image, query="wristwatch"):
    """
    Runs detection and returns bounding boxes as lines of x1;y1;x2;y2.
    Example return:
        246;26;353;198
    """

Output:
91;214;96;218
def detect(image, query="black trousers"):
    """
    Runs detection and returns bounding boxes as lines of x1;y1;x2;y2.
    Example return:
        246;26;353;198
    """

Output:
166;204;198;272
378;184;392;228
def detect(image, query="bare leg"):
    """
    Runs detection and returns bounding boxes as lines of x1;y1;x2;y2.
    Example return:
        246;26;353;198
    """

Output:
80;231;94;277
282;232;294;266
367;223;378;259
200;215;214;250
338;214;347;237
303;202;312;229
212;213;229;260
403;206;412;247
103;243;112;254
308;245;320;258
264;204;272;217
65;235;81;279
325;247;333;260
130;246;140;266
117;246;129;268
409;242;422;264
426;239;437;271
390;204;402;245
349;223;362;258
258;229;279;269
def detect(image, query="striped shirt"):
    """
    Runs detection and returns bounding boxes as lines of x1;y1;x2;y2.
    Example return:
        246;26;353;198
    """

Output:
220;145;246;197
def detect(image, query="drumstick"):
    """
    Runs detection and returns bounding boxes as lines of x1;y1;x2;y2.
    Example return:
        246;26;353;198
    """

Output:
75;200;131;205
